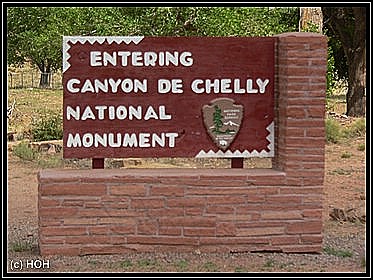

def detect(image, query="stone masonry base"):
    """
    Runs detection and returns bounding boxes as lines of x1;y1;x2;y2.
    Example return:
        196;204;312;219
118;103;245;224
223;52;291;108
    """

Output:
38;168;323;256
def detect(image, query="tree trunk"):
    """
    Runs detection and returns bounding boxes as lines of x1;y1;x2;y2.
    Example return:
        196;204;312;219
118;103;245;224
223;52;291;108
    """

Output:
39;72;51;88
344;8;366;117
346;46;366;116
37;61;52;88
346;8;366;117
299;8;323;33
322;7;366;117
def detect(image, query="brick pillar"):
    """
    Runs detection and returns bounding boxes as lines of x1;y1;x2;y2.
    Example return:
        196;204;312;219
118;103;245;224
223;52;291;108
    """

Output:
273;32;327;186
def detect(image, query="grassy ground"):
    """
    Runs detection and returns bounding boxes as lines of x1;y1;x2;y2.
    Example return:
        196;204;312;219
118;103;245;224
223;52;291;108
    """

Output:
8;88;62;138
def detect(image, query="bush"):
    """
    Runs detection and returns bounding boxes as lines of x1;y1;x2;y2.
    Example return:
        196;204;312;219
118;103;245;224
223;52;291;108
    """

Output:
12;141;38;161
31;111;63;141
323;246;353;258
357;143;365;151
10;241;33;252
341;152;352;159
326;118;366;144
342;118;366;138
37;155;63;168
325;118;341;143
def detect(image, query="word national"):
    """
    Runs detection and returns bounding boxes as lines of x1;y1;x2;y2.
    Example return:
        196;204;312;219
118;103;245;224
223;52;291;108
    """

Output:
66;105;172;121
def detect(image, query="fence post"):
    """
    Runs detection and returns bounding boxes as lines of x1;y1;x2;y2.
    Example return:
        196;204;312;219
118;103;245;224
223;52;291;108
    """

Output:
9;73;13;89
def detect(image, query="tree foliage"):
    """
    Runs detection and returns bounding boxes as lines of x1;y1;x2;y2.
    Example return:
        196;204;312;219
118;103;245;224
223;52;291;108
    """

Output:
8;7;66;72
7;7;299;74
124;7;299;36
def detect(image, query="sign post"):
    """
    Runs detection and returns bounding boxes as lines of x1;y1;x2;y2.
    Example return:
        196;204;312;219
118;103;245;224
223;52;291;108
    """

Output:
63;36;275;163
92;158;104;169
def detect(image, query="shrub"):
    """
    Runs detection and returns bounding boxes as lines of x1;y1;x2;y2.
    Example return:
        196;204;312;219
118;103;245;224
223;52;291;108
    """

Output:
10;241;33;252
325;118;341;143
31;111;63;141
325;118;366;144
342;118;366;138
120;260;133;269
37;155;63;168
357;143;365;151
12;141;38;161
323;246;353;258
341;152;352;159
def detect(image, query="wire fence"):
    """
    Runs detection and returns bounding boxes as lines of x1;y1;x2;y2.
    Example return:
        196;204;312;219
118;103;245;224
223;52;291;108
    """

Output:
8;70;63;89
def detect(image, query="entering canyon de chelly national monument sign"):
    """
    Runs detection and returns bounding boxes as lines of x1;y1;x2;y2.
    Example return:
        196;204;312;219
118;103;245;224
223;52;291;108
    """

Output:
62;36;275;162
38;33;327;256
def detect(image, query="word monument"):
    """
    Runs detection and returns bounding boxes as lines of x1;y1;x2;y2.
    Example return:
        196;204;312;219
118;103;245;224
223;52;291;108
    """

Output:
39;33;327;256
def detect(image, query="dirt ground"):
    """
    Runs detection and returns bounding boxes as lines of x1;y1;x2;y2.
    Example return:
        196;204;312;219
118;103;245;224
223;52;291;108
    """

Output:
6;137;366;274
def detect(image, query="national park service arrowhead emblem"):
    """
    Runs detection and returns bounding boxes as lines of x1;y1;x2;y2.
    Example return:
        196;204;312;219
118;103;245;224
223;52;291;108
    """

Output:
202;98;244;151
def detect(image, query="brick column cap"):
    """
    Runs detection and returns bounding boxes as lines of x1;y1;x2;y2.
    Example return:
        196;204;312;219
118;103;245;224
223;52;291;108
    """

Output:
274;32;326;38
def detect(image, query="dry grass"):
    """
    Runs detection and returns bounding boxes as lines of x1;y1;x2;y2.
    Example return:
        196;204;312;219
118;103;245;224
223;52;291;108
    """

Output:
7;88;62;136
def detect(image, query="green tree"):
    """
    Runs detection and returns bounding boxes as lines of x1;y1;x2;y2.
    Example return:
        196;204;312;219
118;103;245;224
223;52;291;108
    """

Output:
212;105;224;134
7;7;67;87
7;7;131;87
130;7;299;36
7;7;299;86
322;7;366;117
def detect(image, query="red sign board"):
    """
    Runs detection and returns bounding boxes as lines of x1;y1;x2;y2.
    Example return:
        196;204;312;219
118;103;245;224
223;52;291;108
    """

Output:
63;36;275;159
